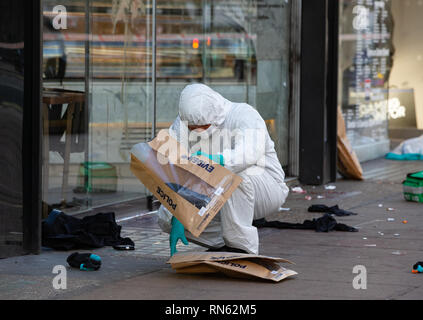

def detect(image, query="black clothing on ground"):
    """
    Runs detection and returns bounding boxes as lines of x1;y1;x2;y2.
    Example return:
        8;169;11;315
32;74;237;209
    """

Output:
253;213;358;233
42;210;134;250
206;245;249;254
308;204;357;216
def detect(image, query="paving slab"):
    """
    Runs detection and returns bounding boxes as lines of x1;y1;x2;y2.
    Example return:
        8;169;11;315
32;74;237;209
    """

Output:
1;176;423;300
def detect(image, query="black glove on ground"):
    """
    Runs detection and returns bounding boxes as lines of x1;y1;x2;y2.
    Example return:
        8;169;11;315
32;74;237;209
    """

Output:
67;252;102;271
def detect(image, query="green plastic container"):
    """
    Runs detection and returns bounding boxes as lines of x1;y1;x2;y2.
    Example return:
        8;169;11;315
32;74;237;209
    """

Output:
403;171;423;203
76;162;117;193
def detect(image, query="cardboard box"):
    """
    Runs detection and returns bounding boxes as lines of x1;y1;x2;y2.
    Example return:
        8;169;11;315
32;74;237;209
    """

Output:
168;252;297;282
337;107;363;180
130;129;242;237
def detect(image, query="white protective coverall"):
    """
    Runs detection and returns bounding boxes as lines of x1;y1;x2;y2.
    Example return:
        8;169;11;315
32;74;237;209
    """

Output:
157;84;289;254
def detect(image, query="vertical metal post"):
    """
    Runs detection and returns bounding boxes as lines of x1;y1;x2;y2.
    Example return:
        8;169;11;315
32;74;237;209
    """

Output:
84;0;90;192
201;0;207;84
288;0;302;177
299;0;338;185
23;0;42;255
245;0;251;103
151;0;157;139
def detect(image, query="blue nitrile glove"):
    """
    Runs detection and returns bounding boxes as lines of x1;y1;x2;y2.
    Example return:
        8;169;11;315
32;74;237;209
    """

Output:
170;216;189;256
66;252;102;271
192;151;224;166
412;262;423;274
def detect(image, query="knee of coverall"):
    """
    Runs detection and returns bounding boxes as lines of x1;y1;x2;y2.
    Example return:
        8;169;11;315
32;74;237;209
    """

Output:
220;168;258;254
243;167;289;220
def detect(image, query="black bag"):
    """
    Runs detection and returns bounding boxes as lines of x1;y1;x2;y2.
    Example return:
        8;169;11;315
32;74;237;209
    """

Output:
42;210;134;250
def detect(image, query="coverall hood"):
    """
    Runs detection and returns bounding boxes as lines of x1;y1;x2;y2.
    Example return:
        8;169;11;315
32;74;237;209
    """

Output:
178;84;232;127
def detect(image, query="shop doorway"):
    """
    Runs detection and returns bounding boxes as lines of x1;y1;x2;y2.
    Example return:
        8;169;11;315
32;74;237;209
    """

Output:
41;0;295;220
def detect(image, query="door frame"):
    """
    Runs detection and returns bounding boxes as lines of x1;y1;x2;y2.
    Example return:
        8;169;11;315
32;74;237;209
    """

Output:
22;0;42;254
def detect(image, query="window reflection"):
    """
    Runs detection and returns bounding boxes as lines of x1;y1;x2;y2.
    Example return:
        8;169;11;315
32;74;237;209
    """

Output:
41;0;290;215
42;1;257;82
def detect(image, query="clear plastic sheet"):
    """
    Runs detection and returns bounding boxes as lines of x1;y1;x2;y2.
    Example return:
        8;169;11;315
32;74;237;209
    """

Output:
133;142;218;209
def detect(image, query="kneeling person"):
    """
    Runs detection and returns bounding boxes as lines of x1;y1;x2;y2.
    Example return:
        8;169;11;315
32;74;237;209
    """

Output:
157;84;289;256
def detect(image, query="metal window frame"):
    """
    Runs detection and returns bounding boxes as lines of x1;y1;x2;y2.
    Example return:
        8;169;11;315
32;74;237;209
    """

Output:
298;0;339;185
151;0;157;139
288;0;302;178
22;0;42;254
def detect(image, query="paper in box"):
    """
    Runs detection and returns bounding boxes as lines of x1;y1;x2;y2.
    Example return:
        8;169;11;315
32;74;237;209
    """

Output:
130;129;242;237
168;252;297;282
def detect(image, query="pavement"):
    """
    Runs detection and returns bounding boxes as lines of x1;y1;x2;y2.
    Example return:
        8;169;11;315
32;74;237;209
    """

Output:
1;161;423;300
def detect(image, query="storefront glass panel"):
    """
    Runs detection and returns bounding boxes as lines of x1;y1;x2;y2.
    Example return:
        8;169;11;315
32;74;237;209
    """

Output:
338;0;394;162
0;0;25;257
41;0;292;216
155;0;292;168
388;0;423;139
42;0;153;214
339;0;423;162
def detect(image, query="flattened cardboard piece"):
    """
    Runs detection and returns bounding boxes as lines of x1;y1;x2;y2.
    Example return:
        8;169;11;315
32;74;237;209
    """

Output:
168;251;295;266
173;259;297;282
337;107;363;180
130;131;242;237
175;264;218;274
167;252;297;283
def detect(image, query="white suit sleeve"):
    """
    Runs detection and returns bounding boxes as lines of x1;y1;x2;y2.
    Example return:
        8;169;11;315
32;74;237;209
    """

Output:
221;110;268;173
168;115;190;148
168;116;181;140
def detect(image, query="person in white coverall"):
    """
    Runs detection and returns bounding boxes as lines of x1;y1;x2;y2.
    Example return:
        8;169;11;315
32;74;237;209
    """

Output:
158;83;289;255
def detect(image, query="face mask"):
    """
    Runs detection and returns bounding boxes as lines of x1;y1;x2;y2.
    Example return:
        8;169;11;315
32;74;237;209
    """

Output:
189;125;222;155
199;125;218;138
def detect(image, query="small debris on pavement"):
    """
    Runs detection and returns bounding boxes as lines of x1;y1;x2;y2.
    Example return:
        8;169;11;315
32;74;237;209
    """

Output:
317;195;325;199
292;187;306;194
362;237;368;240
378;204;383;207
278;207;291;211
378;232;384;236
394;233;400;237
324;185;336;190
391;251;405;256
387;218;395;222
308;204;357;216
403;220;408;224
365;244;377;247
386;208;395;212
305;196;312;201
412;262;423;274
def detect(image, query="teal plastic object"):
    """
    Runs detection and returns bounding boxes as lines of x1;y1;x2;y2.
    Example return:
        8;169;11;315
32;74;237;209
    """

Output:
169;216;189;256
386;152;423;161
192;151;225;166
79;254;101;271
